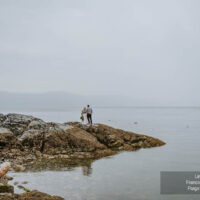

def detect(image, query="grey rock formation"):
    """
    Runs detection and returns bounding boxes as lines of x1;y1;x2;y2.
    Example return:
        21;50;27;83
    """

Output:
0;113;165;165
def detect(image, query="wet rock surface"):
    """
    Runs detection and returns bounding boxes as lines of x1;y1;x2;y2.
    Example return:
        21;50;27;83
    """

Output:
0;113;165;169
0;184;14;194
0;190;64;200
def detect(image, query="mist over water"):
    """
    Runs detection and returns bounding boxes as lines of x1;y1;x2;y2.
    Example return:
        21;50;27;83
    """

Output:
7;107;200;200
1;0;200;106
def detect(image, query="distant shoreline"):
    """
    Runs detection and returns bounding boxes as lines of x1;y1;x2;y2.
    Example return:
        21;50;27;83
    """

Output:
1;106;200;113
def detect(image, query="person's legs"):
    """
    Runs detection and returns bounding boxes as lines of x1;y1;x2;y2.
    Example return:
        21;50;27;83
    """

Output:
87;114;92;124
87;114;90;124
89;114;91;124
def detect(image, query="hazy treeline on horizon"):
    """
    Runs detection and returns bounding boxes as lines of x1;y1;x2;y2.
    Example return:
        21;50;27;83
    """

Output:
0;91;199;111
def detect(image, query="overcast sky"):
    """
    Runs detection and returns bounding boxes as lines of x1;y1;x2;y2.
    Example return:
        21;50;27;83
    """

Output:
0;0;199;105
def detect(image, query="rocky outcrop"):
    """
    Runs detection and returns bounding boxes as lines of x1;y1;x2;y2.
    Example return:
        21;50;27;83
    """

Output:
0;190;64;200
75;123;165;151
0;113;165;168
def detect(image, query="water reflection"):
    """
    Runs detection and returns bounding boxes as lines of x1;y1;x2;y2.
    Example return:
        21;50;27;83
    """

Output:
24;157;95;173
81;163;93;176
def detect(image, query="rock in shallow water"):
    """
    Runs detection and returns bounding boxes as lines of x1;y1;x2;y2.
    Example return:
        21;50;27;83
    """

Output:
0;113;165;167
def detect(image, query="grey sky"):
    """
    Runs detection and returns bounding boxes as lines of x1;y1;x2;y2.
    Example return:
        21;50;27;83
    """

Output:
0;0;200;105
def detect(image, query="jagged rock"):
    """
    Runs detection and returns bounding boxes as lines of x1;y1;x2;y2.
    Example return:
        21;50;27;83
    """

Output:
77;123;165;151
0;113;165;167
0;128;13;135
12;164;25;172
0;115;5;125
1;114;37;136
28;120;47;130
0;129;14;147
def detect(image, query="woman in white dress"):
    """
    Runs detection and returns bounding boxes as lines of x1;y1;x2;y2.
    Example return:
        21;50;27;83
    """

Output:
81;107;87;124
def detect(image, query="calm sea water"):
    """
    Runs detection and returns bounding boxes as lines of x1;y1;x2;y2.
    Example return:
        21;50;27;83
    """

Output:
5;107;200;200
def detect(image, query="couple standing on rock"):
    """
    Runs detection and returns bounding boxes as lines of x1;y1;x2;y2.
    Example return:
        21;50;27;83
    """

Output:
81;105;93;125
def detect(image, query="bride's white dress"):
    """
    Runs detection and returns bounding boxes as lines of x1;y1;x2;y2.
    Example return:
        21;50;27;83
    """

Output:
82;113;87;124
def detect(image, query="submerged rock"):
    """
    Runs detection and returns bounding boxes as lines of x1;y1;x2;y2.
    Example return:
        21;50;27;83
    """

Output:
17;185;30;192
0;113;165;168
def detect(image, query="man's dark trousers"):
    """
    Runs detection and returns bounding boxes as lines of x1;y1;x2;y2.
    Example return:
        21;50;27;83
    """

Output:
87;114;92;124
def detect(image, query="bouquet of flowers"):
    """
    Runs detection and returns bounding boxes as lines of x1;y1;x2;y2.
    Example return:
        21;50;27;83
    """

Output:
80;115;84;121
